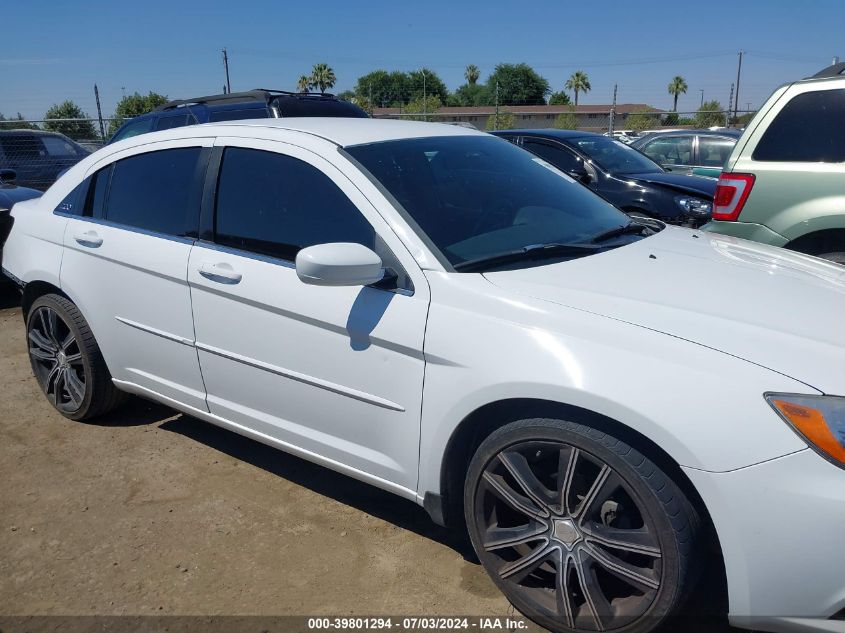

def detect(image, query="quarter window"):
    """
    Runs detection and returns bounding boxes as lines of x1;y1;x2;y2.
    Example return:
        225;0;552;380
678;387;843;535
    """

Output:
753;89;845;162
214;147;375;261
84;166;111;217
104;148;202;236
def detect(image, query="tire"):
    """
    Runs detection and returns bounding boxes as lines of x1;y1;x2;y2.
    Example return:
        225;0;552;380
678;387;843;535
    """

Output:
464;418;700;633
815;251;845;266
26;294;124;421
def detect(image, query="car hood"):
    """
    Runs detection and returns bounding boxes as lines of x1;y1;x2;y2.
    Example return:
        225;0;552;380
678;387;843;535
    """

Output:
627;172;717;198
483;227;845;394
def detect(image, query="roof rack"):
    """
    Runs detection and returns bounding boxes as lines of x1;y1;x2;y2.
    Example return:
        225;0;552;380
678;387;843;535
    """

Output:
155;88;340;111
809;62;845;79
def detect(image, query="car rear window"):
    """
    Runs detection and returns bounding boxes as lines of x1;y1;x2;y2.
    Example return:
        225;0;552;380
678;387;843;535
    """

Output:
753;89;845;162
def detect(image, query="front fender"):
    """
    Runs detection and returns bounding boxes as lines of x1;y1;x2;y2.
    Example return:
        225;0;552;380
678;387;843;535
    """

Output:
416;272;811;499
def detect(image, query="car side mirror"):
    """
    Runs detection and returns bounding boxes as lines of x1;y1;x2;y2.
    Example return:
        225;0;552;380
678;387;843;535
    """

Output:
0;169;16;184
568;168;591;184
296;243;386;287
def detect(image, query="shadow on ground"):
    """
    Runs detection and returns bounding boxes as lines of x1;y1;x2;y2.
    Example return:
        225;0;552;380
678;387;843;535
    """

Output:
0;282;21;309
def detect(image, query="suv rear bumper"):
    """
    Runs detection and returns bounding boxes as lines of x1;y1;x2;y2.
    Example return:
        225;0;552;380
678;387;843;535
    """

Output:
701;220;789;247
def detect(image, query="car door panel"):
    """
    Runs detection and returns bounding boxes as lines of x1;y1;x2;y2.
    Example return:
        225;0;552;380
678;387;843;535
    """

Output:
188;138;430;490
61;139;212;411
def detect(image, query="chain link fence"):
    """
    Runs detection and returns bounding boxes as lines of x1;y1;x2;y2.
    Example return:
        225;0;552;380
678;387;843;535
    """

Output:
0;109;753;190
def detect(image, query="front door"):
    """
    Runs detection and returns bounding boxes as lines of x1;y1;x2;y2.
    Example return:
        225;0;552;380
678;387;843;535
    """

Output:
188;138;430;492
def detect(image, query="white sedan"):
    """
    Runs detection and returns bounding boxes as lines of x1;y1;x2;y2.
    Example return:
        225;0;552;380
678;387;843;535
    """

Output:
3;118;844;633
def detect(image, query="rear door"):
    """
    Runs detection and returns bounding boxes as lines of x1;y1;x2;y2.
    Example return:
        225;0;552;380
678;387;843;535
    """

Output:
61;139;212;410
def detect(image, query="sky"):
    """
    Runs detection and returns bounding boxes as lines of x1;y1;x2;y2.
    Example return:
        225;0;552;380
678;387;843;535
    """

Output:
2;0;843;121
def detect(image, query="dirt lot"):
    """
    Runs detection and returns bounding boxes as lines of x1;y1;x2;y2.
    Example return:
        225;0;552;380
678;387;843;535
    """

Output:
0;285;735;632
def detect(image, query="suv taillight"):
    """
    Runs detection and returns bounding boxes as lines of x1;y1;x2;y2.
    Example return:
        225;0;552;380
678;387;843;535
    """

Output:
713;173;755;221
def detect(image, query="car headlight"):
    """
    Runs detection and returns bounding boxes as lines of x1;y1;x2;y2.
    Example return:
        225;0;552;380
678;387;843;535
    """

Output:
765;393;845;468
674;195;712;217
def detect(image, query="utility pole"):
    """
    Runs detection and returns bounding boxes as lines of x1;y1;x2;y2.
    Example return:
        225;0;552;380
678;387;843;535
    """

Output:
495;80;500;129
93;84;106;141
726;83;734;127
368;84;373;116
422;69;427;117
699;89;704;108
222;48;231;94
734;50;744;120
608;83;617;136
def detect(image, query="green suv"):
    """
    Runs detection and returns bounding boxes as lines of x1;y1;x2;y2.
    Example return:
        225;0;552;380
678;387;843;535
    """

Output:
703;63;845;264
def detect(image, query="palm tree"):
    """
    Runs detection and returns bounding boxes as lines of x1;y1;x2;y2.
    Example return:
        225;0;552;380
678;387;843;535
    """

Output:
465;64;480;85
296;75;310;93
564;71;591;107
308;63;337;94
668;75;688;112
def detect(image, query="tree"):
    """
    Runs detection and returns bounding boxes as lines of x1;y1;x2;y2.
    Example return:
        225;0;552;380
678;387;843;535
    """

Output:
43;101;97;140
486;63;549;106
564;71;591;107
548;91;571;105
354;70;409;108
447;83;492;107
465;64;480;85
309;63;337;94
404;95;443;122
297;75;310;93
0;112;39;130
695;100;725;127
485;110;515;131
626;109;658;132
667;76;688;112
554;107;577;130
407;68;448;103
108;91;168;136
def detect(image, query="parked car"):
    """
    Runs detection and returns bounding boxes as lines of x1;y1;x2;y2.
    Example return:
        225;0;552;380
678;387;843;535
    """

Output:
0;130;91;191
494;129;716;226
631;129;741;178
703;63;845;264
0;169;42;274
109;89;368;144
5;119;845;633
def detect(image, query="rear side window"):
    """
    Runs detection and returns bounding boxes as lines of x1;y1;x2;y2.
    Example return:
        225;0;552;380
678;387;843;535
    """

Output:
698;136;735;167
753;89;845;162
214;147;374;261
209;108;268;122
105;148;202;236
0;135;44;161
41;136;81;157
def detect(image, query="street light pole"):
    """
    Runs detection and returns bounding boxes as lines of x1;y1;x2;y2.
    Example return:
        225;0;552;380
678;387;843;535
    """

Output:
699;89;704;108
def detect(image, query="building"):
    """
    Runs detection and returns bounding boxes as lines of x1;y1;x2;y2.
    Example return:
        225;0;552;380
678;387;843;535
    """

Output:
371;104;664;131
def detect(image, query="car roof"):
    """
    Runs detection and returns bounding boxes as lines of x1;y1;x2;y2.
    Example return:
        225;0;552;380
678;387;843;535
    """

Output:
109;117;486;149
0;129;75;138
494;128;601;140
637;128;741;138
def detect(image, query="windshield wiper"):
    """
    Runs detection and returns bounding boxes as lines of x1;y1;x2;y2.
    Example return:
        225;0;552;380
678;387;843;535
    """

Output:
454;242;604;272
590;221;650;244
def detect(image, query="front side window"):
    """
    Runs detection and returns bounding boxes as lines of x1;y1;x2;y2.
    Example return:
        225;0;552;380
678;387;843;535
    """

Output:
753;89;845;162
572;136;662;174
105;148;202;236
347;136;635;268
522;140;583;173
214;147;375;261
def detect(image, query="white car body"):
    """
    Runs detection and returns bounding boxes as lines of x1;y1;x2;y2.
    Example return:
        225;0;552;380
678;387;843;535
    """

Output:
3;119;845;632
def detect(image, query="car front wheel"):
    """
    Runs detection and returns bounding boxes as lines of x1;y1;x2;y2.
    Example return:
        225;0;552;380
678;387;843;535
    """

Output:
465;418;700;633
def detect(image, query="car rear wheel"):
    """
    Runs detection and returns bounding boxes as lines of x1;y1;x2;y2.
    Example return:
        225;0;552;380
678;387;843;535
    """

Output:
465;418;700;633
27;294;124;420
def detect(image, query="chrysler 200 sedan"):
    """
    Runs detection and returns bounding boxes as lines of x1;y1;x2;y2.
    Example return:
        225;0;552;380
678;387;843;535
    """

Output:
2;119;844;633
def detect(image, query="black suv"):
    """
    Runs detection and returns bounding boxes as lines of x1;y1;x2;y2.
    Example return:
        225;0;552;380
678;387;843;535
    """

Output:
109;89;368;143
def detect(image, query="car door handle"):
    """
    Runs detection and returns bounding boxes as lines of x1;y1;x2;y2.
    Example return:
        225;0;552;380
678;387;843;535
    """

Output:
74;230;103;247
198;262;242;284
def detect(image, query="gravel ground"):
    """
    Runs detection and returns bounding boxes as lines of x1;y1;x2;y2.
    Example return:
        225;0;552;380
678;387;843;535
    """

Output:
0;285;735;632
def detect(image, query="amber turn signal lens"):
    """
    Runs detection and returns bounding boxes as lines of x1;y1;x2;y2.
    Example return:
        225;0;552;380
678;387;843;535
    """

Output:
768;395;845;467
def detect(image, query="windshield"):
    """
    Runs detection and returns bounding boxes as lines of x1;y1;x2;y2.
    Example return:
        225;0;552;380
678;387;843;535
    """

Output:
571;136;662;175
346;135;639;269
